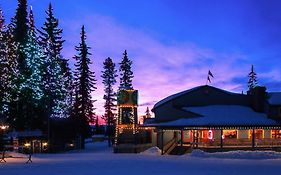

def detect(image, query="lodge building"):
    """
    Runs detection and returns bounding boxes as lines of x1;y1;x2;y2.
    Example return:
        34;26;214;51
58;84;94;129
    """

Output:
143;85;281;154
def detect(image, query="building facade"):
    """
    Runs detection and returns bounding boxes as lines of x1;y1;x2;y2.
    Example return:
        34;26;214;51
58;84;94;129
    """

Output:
144;85;281;154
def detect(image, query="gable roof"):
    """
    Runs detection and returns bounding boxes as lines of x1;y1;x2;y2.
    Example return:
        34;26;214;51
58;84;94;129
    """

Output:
145;105;279;127
153;85;242;109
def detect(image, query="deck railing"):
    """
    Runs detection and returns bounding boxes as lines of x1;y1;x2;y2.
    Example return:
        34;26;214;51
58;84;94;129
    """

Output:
196;138;281;148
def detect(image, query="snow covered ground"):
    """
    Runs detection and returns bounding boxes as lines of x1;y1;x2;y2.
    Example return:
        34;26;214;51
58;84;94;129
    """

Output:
1;141;281;175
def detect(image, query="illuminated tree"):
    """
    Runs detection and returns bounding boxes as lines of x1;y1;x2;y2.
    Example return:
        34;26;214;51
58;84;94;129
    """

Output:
101;57;117;147
4;24;19;127
0;8;7;118
72;25;96;149
39;3;71;119
8;0;30;130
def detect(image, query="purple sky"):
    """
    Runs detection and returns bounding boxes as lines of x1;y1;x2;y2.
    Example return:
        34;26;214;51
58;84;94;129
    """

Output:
2;0;281;118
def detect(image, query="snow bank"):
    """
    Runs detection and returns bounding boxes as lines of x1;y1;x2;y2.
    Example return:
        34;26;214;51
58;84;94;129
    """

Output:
141;147;162;155
190;149;281;159
5;151;28;158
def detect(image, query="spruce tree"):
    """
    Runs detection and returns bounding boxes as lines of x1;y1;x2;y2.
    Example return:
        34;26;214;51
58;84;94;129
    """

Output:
145;107;151;119
28;6;36;35
14;0;28;45
72;25;96;149
9;0;29;130
39;3;70;119
248;65;258;91
119;50;134;90
101;57;117;147
19;15;45;129
0;8;7;119
119;50;134;124
38;3;64;55
4;24;19;127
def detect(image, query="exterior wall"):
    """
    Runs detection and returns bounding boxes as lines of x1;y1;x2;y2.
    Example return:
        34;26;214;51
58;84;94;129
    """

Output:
214;130;221;139
151;130;157;146
156;130;176;148
264;130;271;138
182;130;193;142
238;130;249;139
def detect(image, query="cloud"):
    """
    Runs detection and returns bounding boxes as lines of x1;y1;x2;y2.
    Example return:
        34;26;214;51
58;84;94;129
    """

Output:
60;13;281;119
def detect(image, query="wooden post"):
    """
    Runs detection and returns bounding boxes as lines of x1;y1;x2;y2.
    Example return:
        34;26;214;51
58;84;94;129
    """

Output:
161;129;164;155
220;129;223;149
180;129;183;147
252;128;255;149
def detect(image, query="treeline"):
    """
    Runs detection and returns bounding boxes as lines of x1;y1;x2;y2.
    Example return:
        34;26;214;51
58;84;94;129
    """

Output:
0;0;134;148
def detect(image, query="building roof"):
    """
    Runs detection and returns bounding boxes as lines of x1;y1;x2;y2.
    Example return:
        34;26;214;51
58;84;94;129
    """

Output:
153;85;240;109
268;92;281;105
145;105;279;127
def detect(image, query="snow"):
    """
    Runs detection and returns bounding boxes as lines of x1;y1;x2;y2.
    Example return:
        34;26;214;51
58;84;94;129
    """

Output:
140;147;162;155
1;141;281;175
5;151;29;158
149;105;277;126
268;92;281;105
190;149;281;159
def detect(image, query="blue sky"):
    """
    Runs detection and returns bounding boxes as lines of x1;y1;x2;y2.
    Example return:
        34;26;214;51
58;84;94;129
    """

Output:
1;0;281;116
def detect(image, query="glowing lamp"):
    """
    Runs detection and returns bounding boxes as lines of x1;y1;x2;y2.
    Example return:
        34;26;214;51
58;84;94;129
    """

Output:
24;143;31;147
0;125;9;130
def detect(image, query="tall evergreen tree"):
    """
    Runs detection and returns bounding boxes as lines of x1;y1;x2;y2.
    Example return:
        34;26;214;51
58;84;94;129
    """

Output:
28;6;36;35
119;50;134;124
119;50;134;90
72;25;96;149
39;3;70;119
38;3;64;55
0;8;7;119
19;11;45;129
9;0;30;130
248;65;258;91
101;57;117;147
4;24;19;127
14;0;28;45
145;107;151;119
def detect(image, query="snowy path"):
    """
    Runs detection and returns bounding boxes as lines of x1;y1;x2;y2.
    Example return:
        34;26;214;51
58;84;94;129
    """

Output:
1;142;281;175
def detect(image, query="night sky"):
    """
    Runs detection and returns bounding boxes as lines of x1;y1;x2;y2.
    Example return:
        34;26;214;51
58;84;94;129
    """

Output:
1;0;281;116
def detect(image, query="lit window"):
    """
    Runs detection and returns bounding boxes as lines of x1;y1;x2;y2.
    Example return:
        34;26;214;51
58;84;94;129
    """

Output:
223;130;237;139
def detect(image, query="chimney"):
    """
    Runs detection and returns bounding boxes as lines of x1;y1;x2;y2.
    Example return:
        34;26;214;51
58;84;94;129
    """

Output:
247;86;266;112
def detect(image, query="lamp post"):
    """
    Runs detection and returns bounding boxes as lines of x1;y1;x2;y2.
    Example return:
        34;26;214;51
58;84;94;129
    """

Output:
0;124;9;151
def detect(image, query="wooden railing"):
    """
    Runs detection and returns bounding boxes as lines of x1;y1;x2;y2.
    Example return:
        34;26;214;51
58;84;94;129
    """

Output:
163;137;177;154
197;138;281;147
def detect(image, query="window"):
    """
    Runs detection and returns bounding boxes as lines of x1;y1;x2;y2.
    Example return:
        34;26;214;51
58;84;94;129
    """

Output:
272;130;281;139
249;129;263;139
223;130;237;139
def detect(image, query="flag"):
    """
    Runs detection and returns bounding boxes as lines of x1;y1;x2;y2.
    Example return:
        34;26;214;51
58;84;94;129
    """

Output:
208;70;214;78
207;76;211;83
206;70;214;84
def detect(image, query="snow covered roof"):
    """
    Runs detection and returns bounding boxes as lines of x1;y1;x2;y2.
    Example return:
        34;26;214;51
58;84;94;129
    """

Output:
153;85;241;109
268;92;281;105
7;130;43;138
147;105;278;127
